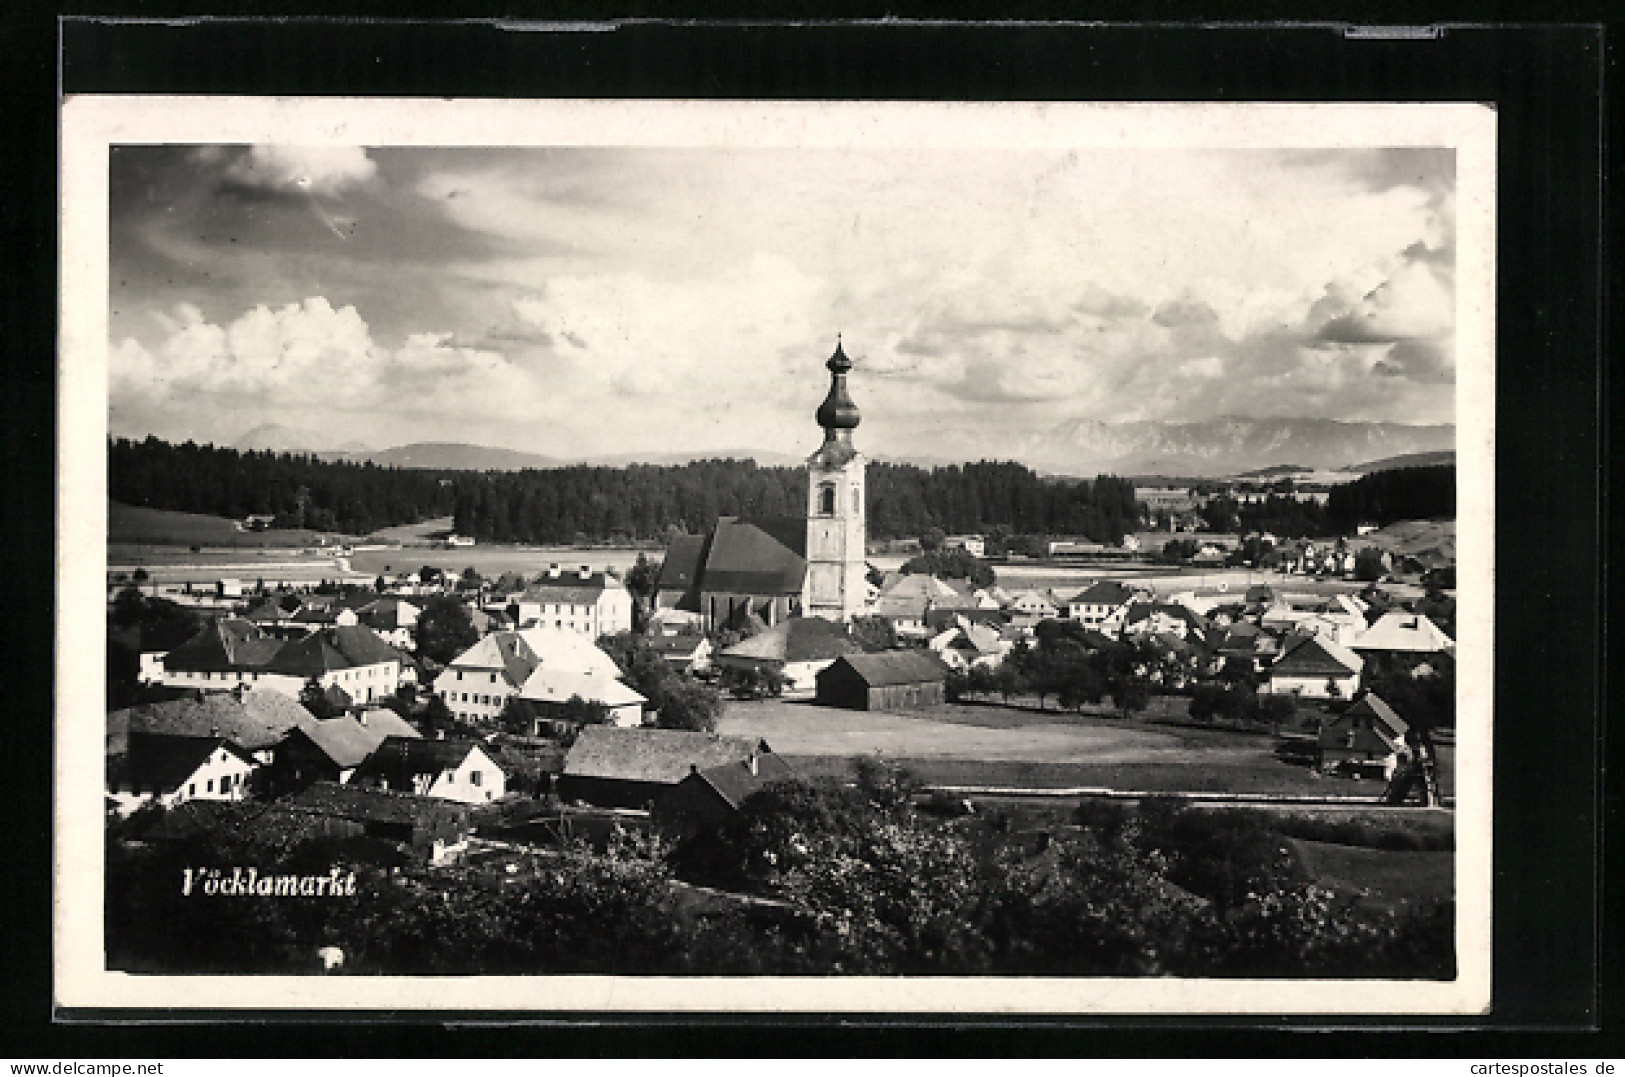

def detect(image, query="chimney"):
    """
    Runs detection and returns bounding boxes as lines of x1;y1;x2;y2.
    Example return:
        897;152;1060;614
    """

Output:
748;751;758;776
548;564;561;579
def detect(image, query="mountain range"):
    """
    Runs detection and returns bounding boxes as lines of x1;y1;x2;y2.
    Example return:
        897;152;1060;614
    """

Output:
233;416;1454;478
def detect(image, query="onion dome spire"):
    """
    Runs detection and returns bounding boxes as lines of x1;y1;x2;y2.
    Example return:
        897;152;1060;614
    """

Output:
815;336;861;435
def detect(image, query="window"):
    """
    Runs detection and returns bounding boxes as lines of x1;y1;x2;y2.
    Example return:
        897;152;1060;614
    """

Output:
489;673;497;684
188;783;196;796
853;487;860;513
469;770;482;787
457;671;463;681
819;483;836;515
206;779;213;792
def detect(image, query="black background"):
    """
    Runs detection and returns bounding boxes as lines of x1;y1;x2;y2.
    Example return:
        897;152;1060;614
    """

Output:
2;9;1613;1058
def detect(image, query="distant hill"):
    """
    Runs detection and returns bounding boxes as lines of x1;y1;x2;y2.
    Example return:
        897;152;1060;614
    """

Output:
107;501;343;548
1349;450;1457;473
320;443;565;471
1236;463;1311;478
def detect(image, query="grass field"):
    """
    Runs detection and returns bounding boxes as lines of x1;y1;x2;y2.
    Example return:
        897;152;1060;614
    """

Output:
721;697;1455;798
1287;837;1454;910
108;501;347;548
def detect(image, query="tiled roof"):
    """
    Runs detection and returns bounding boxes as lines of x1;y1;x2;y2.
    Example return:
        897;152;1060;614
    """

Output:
655;534;709;594
1352;611;1454;653
517;667;646;708
446;631;541;688
823;650;949;687
125;734;252;792
163;618;283;672
878;574;962;601
357;597;418;630
355;708;422;741
719;616;863;664
1270;633;1364;677
350;736;484;785
1068;580;1136;605
281;780;471;827
111;690;320;754
687;754;798;809
645;634;708;658
292;715;398;769
697;518;807;596
563;727;767;785
266;625;403;677
518;626;626;679
521;570;624;605
1344;691;1409;740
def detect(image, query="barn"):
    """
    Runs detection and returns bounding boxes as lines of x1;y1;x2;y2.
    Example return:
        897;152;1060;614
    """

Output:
1318;691;1411;777
557;726;777;810
815;651;950;711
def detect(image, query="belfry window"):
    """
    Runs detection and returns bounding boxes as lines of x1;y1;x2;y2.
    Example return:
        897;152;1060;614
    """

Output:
819;483;836;516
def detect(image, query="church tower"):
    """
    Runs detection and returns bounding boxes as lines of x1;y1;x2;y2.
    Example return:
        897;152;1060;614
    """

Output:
804;338;868;621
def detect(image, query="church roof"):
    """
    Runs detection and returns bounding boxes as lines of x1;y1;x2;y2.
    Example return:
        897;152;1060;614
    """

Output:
696;517;807;596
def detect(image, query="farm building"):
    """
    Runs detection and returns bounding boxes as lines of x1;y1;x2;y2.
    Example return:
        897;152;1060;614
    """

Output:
348;736;505;804
814;651;950;711
654;752;798;833
268;709;421;793
106;733;258;816
557;726;776;810
1318;692;1410;777
714;616;864;694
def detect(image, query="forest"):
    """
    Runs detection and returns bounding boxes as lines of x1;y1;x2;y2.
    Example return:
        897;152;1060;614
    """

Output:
109;437;458;535
450;460;1139;545
109;437;1140;544
1325;465;1456;530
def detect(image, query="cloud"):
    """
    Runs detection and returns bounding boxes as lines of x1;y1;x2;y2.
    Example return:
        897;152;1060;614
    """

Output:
1177;356;1224;379
1315;261;1453;345
222;146;379;199
1074;284;1149;321
1151;297;1220;330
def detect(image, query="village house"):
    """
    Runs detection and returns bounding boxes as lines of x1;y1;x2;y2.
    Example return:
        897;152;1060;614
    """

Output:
515;667;647;730
355;596;420;650
109;687;321;765
268;708;422;792
1120;601;1212;644
942;534;986;558
511;565;633;637
1062;580;1143;630
1003;588;1064;620
814;651;950;711
1351;610;1456;658
1265;633;1365;699
557;726;778;810
264;624;406;704
433;625;627;725
644;633;714;674
107;733;259;816
713;616;865;695
155;617;296;694
654;752;798;834
928;619;1009;672
349;735;505;804
1318;692;1410;778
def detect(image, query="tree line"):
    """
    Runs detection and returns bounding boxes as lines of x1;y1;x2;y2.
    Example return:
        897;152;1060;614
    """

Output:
110;437;457;534
452;459;1139;544
111;437;1140;544
1326;465;1455;529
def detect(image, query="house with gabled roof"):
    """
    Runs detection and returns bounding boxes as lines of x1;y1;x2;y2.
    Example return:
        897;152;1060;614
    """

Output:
349;735;505;804
714;616;865;694
107;733;257;816
655;752;799;832
265;624;405;704
928;620;1009;672
1265;632;1365;699
1063;579;1145;630
511;564;633;637
265;781;473;861
558;726;775;809
270;709;422;791
1351;610;1455;657
1318;692;1411;777
516;667;647;730
432;625;627;725
156;617;296;694
355;596;420;650
109;688;320;764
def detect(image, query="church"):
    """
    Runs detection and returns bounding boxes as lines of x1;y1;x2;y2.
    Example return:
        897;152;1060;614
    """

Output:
655;340;868;633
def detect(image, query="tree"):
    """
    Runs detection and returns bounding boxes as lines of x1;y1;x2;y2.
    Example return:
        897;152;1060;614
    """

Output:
651;675;723;732
415;596;478;665
419;566;445;587
299;678;342;719
624;553;661;605
1353;547;1387;582
920;527;946;552
849;615;898;652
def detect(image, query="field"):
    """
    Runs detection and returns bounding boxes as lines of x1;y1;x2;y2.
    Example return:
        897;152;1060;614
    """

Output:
346;545;659;580
1287;837;1454;910
108;501;347;549
718;698;1454;798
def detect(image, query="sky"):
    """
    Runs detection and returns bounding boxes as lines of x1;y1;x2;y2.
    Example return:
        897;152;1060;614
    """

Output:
108;143;1456;460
